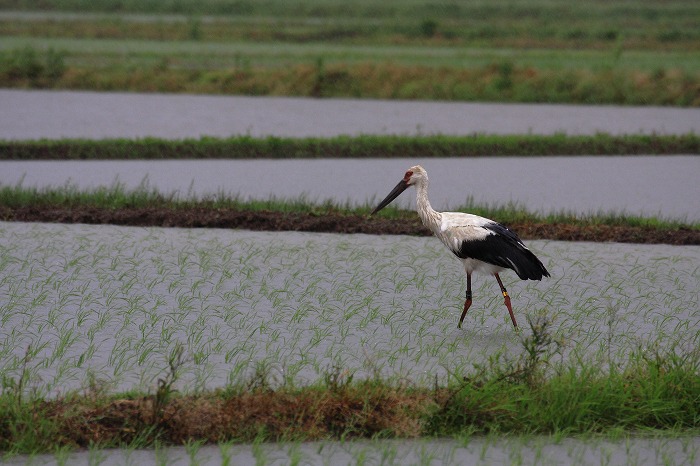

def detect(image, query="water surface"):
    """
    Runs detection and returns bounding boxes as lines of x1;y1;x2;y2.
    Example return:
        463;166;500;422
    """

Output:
5;436;699;465
2;156;698;221
2;89;699;140
2;222;697;395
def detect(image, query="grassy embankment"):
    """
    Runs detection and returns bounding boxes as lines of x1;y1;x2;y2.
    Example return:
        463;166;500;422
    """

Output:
2;133;699;159
2;135;698;237
1;175;698;245
2;320;699;454
0;0;698;104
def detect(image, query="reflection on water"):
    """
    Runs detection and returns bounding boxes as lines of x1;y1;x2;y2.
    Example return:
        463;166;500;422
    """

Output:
2;90;700;140
1;156;698;221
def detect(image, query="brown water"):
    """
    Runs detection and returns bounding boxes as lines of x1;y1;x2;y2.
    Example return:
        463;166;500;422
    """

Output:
2;89;700;140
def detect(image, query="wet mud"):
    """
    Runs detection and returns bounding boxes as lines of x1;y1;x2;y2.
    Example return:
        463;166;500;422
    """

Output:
2;205;697;245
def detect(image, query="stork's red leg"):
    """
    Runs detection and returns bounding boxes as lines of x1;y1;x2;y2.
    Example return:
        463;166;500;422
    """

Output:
458;273;472;328
495;273;517;328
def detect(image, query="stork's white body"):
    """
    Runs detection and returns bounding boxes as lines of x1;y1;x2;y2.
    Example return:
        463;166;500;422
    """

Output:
411;168;547;281
428;210;510;276
371;165;550;328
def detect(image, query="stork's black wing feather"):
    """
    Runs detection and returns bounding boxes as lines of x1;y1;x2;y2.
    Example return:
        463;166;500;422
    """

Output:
455;222;550;280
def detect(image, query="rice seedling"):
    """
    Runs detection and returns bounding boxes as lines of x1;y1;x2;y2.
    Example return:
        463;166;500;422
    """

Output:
0;220;698;457
0;222;692;388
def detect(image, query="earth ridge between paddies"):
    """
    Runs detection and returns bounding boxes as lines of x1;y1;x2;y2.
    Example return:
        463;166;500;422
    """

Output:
1;133;699;160
1;135;697;245
1;202;698;246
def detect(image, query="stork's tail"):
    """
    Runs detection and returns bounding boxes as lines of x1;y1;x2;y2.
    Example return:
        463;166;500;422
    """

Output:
512;248;550;280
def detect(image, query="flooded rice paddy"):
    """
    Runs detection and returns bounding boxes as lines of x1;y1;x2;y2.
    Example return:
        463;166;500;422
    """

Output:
2;90;699;463
5;436;700;466
1;220;699;464
2;221;698;397
3;156;700;221
2;90;700;140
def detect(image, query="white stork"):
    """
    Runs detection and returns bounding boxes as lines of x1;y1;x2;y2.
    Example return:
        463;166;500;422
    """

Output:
371;165;549;329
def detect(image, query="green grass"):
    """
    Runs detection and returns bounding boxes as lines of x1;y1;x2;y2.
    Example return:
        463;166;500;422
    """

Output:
2;134;699;160
1;320;698;453
1;182;698;231
1;49;697;104
0;1;699;105
430;336;700;436
2;36;700;73
1;0;699;51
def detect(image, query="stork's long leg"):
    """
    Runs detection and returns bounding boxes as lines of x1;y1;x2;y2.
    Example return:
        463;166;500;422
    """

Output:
495;273;518;328
458;273;472;328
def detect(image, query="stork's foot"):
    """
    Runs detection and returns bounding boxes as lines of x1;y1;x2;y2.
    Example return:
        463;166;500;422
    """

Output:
458;297;472;329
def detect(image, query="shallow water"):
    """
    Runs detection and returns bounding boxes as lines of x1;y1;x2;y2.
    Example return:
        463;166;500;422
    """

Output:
5;436;699;465
2;90;700;140
2;156;699;221
1;222;698;396
2;222;698;465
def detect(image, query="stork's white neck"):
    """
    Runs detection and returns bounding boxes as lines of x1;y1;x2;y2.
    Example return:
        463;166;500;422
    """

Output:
414;178;441;233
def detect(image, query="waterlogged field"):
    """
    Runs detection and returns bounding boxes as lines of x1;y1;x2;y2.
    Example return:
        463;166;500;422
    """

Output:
1;221;698;398
4;436;700;466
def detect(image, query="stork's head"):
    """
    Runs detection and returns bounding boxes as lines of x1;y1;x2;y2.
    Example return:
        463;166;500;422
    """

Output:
370;165;427;215
403;165;428;186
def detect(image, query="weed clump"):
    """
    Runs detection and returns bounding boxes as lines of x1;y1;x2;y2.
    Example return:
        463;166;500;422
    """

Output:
426;314;562;435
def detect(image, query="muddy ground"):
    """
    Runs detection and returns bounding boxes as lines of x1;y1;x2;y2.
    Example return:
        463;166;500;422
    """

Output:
2;206;698;245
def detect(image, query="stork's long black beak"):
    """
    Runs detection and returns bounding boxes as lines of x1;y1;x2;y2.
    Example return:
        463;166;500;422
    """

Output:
370;179;409;215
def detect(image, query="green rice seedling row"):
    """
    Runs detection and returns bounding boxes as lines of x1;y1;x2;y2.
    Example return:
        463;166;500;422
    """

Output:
3;37;699;73
0;221;698;453
5;435;700;465
1;221;697;398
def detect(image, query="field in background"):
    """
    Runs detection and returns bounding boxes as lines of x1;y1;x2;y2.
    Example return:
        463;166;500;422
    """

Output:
3;134;699;159
2;0;699;50
0;0;698;104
